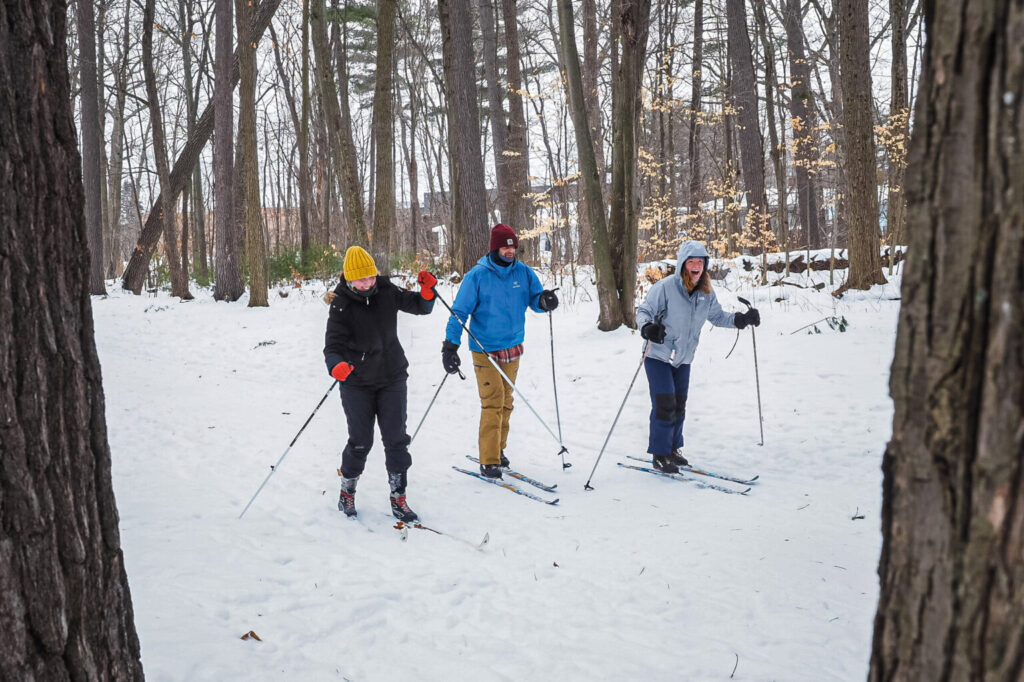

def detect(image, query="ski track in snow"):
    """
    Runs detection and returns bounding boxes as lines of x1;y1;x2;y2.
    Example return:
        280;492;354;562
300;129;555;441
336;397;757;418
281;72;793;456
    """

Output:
93;263;899;681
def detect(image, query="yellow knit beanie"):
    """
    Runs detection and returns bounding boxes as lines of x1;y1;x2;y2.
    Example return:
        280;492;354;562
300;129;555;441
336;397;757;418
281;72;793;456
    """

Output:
343;246;378;281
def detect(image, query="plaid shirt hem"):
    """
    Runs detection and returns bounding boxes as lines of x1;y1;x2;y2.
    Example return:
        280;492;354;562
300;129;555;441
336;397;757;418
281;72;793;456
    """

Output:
489;344;524;364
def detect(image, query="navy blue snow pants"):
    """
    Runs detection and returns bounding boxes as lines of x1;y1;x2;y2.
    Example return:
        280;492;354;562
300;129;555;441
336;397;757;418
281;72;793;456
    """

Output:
644;357;691;456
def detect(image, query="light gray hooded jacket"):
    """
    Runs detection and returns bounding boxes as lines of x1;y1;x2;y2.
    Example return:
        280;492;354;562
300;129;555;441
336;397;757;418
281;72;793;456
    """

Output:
635;241;737;367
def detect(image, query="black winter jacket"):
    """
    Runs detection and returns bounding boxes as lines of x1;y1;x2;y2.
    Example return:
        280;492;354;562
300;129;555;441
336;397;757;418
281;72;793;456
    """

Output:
324;276;434;387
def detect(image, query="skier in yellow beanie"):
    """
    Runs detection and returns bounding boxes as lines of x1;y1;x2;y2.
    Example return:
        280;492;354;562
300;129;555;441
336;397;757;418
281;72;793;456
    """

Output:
324;245;439;522
342;245;378;281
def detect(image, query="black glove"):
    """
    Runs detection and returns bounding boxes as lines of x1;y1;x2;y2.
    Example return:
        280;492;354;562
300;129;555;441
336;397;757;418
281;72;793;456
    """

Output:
538;289;559;312
640;322;666;344
441;340;461;374
734;308;761;329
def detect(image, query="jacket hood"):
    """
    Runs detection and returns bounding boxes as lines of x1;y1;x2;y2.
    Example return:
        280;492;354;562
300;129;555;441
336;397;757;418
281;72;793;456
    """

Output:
676;241;712;294
676;240;709;271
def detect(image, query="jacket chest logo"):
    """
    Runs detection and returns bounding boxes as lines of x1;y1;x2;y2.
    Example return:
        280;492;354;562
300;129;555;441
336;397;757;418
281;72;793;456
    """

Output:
512;280;521;289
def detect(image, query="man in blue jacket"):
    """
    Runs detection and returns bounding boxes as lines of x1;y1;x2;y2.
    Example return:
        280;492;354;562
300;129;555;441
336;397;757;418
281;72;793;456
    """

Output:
441;224;559;478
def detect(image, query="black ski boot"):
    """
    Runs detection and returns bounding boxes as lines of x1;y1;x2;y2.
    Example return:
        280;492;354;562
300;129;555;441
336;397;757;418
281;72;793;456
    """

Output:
388;472;419;522
668;449;689;467
499;451;510;468
652;455;680;474
479;463;503;479
338;475;359;517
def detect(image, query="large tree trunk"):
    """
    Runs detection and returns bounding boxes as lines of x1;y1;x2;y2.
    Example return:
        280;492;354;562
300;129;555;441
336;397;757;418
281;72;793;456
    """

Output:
836;0;885;292
310;0;367;247
557;0;621;330
870;0;1024;677
0;2;144;677
885;0;909;251
479;0;510;223
214;0;243;300
122;0;283;296
783;0;821;251
725;0;768;239
687;0;703;220
501;0;533;239
79;0;105;294
606;0;650;328
371;0;397;269
144;0;192;300
299;0;312;252
236;0;268;306
105;0;131;279
439;0;489;272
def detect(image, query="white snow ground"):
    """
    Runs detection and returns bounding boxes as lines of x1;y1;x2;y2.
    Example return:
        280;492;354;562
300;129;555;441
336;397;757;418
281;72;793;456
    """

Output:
93;255;902;681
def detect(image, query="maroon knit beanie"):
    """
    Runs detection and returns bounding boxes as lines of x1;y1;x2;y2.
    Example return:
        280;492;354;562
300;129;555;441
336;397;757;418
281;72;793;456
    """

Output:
489;223;519;251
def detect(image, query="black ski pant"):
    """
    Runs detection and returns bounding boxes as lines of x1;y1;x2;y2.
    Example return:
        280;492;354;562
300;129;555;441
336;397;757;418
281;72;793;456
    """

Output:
338;378;412;479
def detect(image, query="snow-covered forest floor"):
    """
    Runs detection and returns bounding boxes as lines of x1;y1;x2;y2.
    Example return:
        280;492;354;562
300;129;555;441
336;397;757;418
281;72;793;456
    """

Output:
93;254;903;680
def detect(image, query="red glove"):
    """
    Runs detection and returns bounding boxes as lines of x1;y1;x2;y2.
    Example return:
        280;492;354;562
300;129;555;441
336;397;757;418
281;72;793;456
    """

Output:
417;270;437;300
331;362;354;382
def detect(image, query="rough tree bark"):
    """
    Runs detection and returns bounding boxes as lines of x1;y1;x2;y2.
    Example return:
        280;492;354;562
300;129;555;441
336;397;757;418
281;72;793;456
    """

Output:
438;0;489;272
725;0;768;237
236;0;268;306
214;0;243;300
870;0;1024;678
79;0;105;294
885;0;909;250
0;1;144;677
687;0;703;219
836;0;885;291
557;0;622;330
606;0;650;327
500;0;533;239
784;0;821;251
371;0;397;269
479;0;510;222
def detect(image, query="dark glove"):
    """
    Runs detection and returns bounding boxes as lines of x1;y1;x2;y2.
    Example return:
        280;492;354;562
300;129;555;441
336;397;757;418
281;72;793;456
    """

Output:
331;362;354;382
538;289;559;312
640;322;666;344
441;340;461;375
417;270;437;300
734;308;761;329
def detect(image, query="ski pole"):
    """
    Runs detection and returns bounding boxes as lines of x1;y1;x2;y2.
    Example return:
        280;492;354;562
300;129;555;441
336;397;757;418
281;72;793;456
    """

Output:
433;287;571;468
737;296;764;446
410;369;465;445
547;298;568;470
238;380;338;519
584;342;651;490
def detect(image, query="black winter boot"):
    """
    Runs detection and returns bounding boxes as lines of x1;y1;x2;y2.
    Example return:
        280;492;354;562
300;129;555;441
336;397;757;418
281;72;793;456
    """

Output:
390;494;418;522
499;451;510;468
652;455;680;474
668;450;689;467
479;463;503;479
338;475;359;517
388;471;418;522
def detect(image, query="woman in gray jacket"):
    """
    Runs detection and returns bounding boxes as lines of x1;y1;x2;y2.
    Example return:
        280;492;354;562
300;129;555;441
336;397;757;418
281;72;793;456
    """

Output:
635;241;760;473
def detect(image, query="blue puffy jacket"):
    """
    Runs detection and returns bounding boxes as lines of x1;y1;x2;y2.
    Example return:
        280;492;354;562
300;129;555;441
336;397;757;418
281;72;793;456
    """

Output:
635;241;737;366
445;255;545;352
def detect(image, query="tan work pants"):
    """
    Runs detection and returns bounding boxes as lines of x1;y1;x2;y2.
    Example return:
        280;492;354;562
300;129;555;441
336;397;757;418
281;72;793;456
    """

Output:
471;352;520;466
